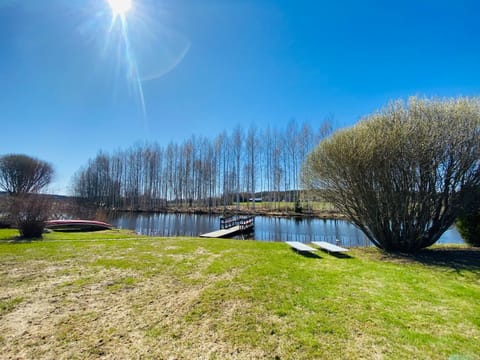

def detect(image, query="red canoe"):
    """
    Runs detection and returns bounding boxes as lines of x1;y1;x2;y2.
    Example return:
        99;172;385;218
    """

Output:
45;220;113;232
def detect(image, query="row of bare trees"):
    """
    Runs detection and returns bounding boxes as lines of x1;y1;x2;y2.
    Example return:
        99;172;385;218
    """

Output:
73;121;331;211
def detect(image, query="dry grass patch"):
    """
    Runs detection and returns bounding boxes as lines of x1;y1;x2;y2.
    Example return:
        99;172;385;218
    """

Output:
0;230;479;359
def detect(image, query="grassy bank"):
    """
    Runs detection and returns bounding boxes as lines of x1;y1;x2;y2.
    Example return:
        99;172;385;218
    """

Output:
0;229;479;359
108;201;343;219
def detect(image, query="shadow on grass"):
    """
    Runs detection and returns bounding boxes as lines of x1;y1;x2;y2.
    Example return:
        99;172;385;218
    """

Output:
325;252;353;259
0;236;44;243
383;247;480;271
289;248;322;259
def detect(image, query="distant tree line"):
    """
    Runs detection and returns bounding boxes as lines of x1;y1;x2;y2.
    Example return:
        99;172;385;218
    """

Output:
72;121;331;211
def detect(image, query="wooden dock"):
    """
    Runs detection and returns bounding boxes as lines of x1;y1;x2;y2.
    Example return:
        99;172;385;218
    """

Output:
200;216;254;238
200;225;244;238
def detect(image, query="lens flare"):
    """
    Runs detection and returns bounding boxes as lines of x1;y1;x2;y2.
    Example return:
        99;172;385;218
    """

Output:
107;0;132;16
105;0;147;121
93;0;190;131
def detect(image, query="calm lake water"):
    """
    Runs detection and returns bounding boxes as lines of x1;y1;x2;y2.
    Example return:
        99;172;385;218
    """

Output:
110;213;463;247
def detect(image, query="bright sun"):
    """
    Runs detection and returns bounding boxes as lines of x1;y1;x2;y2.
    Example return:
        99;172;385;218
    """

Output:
107;0;132;16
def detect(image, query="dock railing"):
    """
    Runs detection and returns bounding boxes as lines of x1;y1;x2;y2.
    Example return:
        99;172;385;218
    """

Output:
238;216;255;231
220;216;236;229
220;215;255;230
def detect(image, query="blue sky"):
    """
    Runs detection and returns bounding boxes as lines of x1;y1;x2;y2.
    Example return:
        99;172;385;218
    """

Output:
1;0;479;194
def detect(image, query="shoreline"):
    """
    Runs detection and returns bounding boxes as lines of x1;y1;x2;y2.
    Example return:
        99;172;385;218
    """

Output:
106;207;346;220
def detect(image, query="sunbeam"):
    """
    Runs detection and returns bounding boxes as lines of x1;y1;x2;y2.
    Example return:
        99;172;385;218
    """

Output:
105;0;147;124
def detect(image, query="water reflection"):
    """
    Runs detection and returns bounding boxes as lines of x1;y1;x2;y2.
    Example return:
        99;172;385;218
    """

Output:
110;213;463;246
253;217;371;246
113;213;218;237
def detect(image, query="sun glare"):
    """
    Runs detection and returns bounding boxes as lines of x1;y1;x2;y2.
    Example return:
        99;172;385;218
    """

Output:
107;0;132;16
104;0;146;120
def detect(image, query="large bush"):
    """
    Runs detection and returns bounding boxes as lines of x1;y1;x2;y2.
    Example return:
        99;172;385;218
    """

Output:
0;154;54;238
303;97;480;252
9;194;52;238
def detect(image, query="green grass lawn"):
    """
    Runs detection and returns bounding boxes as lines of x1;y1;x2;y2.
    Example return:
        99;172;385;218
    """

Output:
0;229;479;359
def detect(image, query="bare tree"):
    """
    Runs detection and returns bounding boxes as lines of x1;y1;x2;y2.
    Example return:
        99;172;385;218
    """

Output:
303;97;480;252
232;126;243;210
8;193;52;238
245;125;258;209
0;154;54;194
0;154;54;238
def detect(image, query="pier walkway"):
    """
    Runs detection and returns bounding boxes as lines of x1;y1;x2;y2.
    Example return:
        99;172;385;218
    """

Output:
200;216;255;238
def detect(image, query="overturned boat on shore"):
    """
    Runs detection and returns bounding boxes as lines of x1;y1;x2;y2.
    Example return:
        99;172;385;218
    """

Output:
45;220;113;232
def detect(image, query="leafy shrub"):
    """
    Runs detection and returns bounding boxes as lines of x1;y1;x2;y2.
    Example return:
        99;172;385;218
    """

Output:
303;97;480;252
456;213;480;247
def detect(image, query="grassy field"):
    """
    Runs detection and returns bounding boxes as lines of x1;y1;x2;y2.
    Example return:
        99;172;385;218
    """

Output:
0;229;479;359
238;201;334;212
